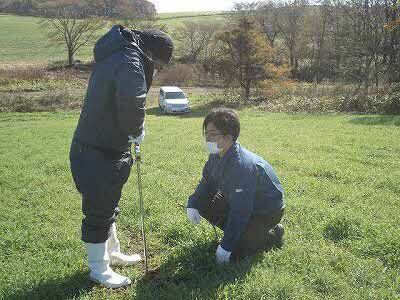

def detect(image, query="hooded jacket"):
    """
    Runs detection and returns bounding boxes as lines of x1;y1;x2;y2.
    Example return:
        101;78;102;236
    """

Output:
73;25;154;152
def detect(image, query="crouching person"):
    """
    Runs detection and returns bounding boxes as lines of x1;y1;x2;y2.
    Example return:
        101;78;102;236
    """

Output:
69;25;173;288
187;108;285;264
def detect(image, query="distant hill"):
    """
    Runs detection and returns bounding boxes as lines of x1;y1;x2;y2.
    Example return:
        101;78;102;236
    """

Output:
156;11;228;32
157;11;229;19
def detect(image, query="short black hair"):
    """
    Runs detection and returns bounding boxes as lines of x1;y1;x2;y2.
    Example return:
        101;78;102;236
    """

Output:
203;108;240;141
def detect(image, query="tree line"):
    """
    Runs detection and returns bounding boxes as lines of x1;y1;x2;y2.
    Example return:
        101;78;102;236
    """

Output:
173;0;399;101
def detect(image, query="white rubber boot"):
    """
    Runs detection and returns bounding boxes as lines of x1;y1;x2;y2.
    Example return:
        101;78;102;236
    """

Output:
107;223;141;267
84;242;131;289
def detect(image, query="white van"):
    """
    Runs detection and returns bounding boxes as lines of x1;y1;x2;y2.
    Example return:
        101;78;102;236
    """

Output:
158;86;190;114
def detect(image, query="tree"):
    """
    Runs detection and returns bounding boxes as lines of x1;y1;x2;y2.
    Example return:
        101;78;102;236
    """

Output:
383;0;400;83
329;0;390;88
173;20;219;64
302;0;334;83
216;17;288;102
383;0;400;30
0;0;36;14
276;0;308;75
255;1;281;47
94;0;156;19
39;0;105;66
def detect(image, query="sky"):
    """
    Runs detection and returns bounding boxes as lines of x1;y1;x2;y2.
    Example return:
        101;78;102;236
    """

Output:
147;0;247;13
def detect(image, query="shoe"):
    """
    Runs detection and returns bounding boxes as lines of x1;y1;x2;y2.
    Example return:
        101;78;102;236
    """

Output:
107;223;141;267
84;242;131;289
268;223;285;247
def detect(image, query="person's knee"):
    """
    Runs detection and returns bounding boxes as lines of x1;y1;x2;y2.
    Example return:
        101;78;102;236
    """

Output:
81;211;118;243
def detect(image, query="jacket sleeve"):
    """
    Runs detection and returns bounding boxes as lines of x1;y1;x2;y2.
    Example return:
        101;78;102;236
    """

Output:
187;157;217;210
221;164;257;252
115;63;147;138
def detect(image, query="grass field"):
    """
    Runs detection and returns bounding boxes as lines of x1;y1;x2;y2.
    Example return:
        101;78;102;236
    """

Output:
0;14;100;65
157;11;227;32
0;9;399;300
0;12;226;66
0;108;399;299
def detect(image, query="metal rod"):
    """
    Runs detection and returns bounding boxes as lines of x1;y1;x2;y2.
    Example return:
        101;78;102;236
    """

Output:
134;143;148;274
212;224;219;243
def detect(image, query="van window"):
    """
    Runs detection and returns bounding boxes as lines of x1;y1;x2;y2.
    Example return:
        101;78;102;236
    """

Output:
165;92;185;99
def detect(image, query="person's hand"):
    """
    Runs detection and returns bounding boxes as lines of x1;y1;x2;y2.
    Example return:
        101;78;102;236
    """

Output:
186;208;201;224
215;245;231;265
129;130;145;144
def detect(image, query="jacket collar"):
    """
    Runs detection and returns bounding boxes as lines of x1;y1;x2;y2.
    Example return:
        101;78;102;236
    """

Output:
217;141;239;166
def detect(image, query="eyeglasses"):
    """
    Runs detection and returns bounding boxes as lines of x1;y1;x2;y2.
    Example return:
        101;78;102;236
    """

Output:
204;130;225;140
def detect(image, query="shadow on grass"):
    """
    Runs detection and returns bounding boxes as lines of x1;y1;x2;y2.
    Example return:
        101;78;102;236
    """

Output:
349;115;400;126
5;271;94;300
135;240;279;299
146;101;229;119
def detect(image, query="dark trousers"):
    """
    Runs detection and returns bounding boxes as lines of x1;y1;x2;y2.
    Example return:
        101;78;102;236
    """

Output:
69;140;132;243
197;191;284;258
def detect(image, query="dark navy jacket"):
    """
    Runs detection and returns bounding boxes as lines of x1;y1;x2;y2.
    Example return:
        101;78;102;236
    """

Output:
73;25;154;152
188;142;285;252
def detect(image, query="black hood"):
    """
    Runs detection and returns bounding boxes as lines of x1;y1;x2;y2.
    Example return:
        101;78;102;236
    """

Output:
94;25;142;62
93;25;154;91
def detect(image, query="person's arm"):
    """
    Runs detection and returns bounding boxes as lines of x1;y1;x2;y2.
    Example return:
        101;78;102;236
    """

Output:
220;164;257;252
187;157;215;210
115;63;147;139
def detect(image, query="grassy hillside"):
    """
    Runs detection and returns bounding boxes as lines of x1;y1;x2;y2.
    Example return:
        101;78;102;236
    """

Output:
0;12;227;65
157;11;228;31
0;14;95;65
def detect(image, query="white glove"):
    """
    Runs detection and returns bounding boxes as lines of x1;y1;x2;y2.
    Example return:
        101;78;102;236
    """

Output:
129;130;145;144
186;208;201;224
215;244;231;265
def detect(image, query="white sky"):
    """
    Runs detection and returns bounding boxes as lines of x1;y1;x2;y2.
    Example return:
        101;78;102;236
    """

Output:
148;0;245;13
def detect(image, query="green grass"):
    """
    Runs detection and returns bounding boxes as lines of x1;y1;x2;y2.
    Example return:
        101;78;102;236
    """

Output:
156;11;228;32
0;108;399;299
0;14;95;65
158;11;227;19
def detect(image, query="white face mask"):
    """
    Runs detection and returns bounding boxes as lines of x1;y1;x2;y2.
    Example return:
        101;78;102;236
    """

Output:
206;142;221;154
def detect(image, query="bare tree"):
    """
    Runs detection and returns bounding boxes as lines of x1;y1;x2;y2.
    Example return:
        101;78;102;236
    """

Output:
255;1;281;47
304;0;333;83
233;1;260;14
94;0;155;18
332;0;388;88
276;0;308;75
174;20;219;64
39;0;105;66
383;0;400;83
0;0;35;14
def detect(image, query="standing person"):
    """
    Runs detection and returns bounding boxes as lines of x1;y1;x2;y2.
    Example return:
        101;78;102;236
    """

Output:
187;108;285;264
69;25;173;288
